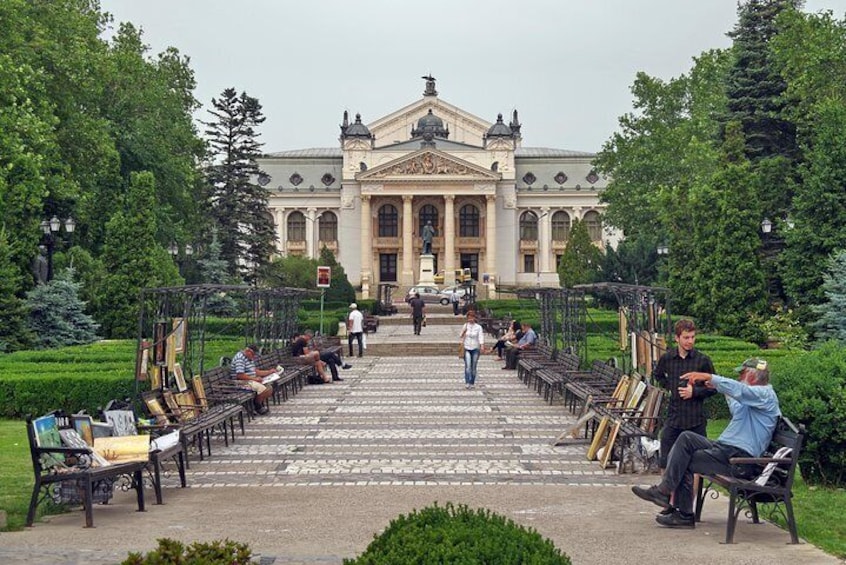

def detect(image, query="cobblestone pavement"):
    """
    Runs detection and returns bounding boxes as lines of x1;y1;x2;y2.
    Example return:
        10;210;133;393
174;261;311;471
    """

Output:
0;331;841;564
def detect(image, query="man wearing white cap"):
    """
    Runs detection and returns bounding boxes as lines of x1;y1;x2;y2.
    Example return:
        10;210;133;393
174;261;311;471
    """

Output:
347;303;364;358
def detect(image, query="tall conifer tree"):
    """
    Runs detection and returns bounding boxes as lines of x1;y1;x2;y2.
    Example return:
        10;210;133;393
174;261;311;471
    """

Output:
203;88;276;282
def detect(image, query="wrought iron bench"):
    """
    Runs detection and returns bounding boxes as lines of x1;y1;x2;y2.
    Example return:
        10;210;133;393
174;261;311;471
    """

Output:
695;416;804;544
25;412;148;528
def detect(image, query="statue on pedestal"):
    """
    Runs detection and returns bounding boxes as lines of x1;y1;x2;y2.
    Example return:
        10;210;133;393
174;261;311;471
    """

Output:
421;220;436;255
32;245;49;285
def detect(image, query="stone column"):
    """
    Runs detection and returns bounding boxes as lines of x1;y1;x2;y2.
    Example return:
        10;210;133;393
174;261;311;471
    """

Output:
485;195;497;278
275;208;285;254
444;195;456;279
402;195;414;286
539;207;551;273
360;195;372;298
306;208;317;258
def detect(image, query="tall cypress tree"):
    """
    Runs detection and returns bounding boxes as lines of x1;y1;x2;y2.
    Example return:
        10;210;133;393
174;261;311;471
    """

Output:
557;220;602;288
203;88;276;282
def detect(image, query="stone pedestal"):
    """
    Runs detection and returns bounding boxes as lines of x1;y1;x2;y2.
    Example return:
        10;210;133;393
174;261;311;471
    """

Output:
418;254;436;285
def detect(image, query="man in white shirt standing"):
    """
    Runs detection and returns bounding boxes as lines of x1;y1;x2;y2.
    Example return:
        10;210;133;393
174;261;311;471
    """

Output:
347;303;365;358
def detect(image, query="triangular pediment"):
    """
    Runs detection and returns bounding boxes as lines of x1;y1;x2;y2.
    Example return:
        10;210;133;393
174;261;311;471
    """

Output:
357;148;500;181
369;97;491;149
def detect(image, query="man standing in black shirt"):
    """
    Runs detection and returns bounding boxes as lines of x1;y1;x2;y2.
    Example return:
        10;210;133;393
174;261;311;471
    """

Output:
408;292;426;335
652;319;715;472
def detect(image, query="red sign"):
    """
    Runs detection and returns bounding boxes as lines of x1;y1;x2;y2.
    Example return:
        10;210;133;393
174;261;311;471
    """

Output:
317;266;331;288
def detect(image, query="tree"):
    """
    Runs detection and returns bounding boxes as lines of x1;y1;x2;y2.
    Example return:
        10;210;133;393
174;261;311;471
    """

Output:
98;171;181;338
197;228;237;315
203;88;277;281
0;227;31;351
25;267;100;349
812;249;846;343
687;122;768;340
257;255;318;291
317;246;356;304
557;220;602;288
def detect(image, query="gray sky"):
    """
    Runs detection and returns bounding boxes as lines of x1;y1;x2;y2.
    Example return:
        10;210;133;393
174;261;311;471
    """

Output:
99;0;846;154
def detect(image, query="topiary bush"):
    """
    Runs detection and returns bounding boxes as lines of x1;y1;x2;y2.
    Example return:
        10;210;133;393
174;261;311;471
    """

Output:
770;341;846;487
344;502;571;564
121;538;253;565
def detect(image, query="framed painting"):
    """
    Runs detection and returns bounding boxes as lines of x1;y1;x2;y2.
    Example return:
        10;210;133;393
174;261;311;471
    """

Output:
192;375;208;410
163;391;184;422
586;416;610;461
175;391;197;420
173;363;188;392
166;333;177;372
153;321;168;366
172;317;186;353
144;395;169;426
136;340;150;381
71;414;94;446
599;421;622;469
150;365;162;391
33;414;64;467
103;409;137;437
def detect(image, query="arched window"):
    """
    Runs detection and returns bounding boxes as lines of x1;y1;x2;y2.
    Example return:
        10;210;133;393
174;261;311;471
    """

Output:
583;210;602;242
419;204;438;235
318;212;337;242
520;211;538;240
287;211;306;241
551;211;571;241
459;205;479;237
378;204;398;237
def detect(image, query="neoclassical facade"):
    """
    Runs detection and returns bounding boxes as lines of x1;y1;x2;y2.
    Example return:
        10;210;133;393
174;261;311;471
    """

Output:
257;77;619;298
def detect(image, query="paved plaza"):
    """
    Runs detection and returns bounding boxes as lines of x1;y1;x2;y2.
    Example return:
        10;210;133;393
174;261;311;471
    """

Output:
0;314;840;564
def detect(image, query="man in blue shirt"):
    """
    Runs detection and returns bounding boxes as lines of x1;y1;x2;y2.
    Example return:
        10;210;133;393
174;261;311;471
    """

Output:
230;344;276;415
503;322;537;370
631;358;780;528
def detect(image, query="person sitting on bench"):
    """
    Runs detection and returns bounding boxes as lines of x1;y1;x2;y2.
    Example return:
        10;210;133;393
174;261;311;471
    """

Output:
503;322;536;370
631;358;780;529
291;331;331;383
229;344;275;414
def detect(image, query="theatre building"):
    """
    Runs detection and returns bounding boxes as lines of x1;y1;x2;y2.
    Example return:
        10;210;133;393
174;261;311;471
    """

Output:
257;77;619;298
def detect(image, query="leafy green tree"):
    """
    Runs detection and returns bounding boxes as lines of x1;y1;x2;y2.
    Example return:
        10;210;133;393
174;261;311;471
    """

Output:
0;228;32;351
98;171;182;338
688;122;768;340
258;255;318;291
557;220;602;288
25;268;100;349
203;88;276;281
812;249;846;343
317;246;356;304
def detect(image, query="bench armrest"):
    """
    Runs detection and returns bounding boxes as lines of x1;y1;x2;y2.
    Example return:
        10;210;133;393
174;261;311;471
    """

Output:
729;456;792;465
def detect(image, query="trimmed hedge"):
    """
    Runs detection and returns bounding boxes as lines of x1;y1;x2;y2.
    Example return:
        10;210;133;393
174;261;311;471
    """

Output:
0;374;135;418
344;502;570;564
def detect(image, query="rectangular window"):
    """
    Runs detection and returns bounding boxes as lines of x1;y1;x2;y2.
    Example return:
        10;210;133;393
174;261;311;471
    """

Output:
524;254;535;273
379;254;398;282
460;253;479;280
555;254;564;269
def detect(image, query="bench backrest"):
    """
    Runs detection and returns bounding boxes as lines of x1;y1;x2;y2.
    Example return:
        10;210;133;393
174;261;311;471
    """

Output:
758;416;803;490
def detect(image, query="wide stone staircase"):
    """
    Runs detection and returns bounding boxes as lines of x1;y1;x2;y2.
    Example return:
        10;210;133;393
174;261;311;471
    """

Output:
355;302;467;357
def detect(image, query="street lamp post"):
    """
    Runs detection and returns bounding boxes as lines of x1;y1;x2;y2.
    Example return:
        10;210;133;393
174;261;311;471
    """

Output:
168;243;193;276
39;216;75;282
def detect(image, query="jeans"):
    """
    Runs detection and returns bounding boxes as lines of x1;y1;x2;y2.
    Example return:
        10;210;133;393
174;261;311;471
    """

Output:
320;350;342;380
348;332;363;357
463;348;480;385
660;431;749;515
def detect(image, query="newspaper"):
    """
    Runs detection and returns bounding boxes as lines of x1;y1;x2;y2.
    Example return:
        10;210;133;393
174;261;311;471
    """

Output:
262;372;282;385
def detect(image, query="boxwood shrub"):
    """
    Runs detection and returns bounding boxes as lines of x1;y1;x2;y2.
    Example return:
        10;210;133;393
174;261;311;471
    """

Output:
344;502;571;564
122;538;253;565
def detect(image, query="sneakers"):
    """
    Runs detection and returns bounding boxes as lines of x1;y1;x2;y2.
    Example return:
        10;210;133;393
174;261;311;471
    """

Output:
254;404;269;415
655;510;695;529
631;485;671;509
342;363;352;370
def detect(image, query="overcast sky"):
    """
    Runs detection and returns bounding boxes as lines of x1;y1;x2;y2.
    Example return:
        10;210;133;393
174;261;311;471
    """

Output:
99;0;846;153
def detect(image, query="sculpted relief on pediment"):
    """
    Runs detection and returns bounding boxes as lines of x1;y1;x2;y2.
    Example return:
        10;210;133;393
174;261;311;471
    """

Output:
365;152;495;179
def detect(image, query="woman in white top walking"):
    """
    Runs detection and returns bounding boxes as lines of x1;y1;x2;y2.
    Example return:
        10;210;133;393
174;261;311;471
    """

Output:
460;310;485;389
